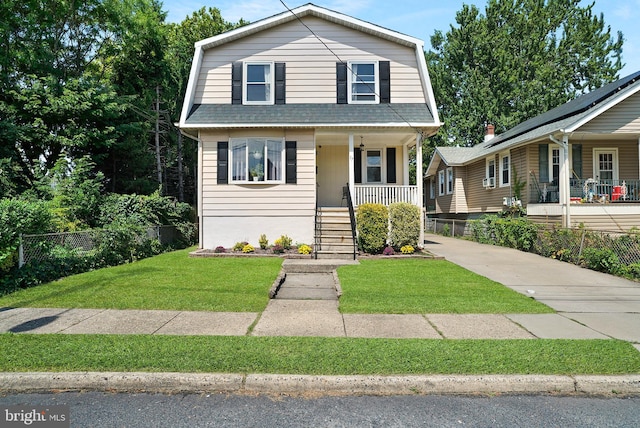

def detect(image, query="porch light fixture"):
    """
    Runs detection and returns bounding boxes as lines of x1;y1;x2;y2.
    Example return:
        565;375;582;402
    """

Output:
359;136;365;151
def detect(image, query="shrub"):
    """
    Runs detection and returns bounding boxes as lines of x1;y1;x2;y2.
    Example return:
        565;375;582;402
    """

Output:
400;245;415;254
272;244;285;254
580;247;622;275
242;244;255;253
382;246;395;256
233;241;248;252
470;215;539;252
258;234;269;250
297;244;312;255
274;235;292;250
0;198;52;272
214;246;226;253
356;203;388;254
442;224;451;236
389;202;420;249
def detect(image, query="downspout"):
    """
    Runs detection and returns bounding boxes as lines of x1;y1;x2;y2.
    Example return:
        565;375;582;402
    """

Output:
549;134;570;228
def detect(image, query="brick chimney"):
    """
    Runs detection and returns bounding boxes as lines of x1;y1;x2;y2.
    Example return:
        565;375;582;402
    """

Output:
484;124;495;142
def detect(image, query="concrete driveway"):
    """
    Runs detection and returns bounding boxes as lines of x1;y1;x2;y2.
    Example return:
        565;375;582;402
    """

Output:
424;234;640;343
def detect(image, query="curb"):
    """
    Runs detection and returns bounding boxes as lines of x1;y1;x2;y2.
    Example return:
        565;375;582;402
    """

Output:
1;373;639;396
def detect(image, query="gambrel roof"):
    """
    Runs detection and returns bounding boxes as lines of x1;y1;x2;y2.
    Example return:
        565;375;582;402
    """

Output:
178;3;441;130
427;70;640;176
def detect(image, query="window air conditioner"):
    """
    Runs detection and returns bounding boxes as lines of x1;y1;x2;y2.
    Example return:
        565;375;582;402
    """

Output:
482;177;495;188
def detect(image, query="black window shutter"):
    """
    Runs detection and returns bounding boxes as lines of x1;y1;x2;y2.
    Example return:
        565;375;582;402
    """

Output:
538;144;549;182
285;141;297;184
336;62;347;104
217;142;229;184
572;144;582;179
232;62;242;105
379;61;391;104
354;148;362;183
386;147;396;183
275;62;286;105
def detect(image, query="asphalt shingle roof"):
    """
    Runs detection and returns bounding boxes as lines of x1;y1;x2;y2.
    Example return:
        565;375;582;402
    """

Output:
184;103;435;127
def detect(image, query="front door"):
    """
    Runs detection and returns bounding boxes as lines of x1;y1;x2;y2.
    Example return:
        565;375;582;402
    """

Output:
316;145;348;207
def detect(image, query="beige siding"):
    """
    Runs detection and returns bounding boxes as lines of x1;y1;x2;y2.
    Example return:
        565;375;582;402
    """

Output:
570;214;640;231
574;140;639;179
453;166;468;212
579;92;640;133
200;129;316;217
194;16;426;104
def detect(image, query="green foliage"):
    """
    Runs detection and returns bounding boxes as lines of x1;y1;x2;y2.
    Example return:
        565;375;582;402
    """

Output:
580;247;622;275
0;199;52;272
242;244;255;253
258;234;269;250
442;224;451;236
427;0;623;146
470;215;540;252
233;242;248;252
388;202;420;249
356;203;389;254
275;235;293;250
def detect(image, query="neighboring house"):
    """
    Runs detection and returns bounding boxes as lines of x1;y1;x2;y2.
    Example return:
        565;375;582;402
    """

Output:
179;3;441;254
426;71;640;231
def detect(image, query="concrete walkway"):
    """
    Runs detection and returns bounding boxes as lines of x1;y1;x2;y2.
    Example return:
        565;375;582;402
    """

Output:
1;238;639;344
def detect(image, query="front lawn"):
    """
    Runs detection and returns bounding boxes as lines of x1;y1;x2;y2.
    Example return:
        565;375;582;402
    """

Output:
0;249;283;312
1;334;638;375
337;259;553;314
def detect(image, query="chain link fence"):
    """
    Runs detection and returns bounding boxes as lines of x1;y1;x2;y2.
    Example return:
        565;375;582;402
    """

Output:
19;225;190;267
426;217;640;276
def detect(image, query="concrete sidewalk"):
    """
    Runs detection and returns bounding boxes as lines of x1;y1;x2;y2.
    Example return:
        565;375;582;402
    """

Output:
424;234;640;344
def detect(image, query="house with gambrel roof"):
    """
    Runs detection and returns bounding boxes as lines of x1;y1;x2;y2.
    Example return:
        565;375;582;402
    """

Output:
426;71;640;231
178;3;441;257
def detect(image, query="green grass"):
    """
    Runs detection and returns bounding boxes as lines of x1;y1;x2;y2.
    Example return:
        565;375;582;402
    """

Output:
1;334;638;375
0;249;283;312
337;259;554;314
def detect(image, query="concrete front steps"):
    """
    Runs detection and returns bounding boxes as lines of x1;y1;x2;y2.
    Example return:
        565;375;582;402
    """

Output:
315;207;357;260
273;259;358;300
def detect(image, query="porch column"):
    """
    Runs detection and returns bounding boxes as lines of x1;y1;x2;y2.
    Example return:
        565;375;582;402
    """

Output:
416;132;424;245
550;134;570;228
348;133;355;199
403;144;410;185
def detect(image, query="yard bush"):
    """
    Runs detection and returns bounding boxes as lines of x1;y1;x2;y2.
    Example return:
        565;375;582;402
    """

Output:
580;247;622;275
356;203;388;254
470;215;539;252
0;198;52;272
388;202;420;249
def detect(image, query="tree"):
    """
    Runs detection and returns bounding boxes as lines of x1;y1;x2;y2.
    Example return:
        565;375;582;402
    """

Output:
427;0;623;147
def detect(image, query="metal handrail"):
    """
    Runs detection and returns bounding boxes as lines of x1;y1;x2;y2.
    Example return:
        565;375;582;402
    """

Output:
343;185;358;260
313;184;320;259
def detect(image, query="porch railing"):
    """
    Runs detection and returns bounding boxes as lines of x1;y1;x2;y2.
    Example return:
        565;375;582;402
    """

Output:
354;185;419;206
529;179;640;204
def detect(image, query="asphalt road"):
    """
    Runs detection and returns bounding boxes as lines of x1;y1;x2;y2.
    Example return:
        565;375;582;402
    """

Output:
1;392;639;427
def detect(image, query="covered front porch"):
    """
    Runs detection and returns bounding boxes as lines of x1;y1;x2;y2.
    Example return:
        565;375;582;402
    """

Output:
315;130;424;208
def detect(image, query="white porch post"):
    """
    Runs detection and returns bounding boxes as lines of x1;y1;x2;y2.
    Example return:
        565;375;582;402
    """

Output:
403;144;410;185
550;134;570;228
416;132;424;245
348;133;355;199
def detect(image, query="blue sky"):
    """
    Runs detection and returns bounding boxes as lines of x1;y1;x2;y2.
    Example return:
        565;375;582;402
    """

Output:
161;0;639;77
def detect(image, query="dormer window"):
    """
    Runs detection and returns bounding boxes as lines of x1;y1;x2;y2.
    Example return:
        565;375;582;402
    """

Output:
244;62;274;104
348;61;378;103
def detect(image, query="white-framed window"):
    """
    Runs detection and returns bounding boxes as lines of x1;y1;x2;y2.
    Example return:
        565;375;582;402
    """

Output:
593;148;619;181
243;62;274;104
230;137;284;183
550;146;560;184
500;152;510;187
438;170;445;196
348;61;378;104
446;167;454;194
485;157;496;188
365;149;382;183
